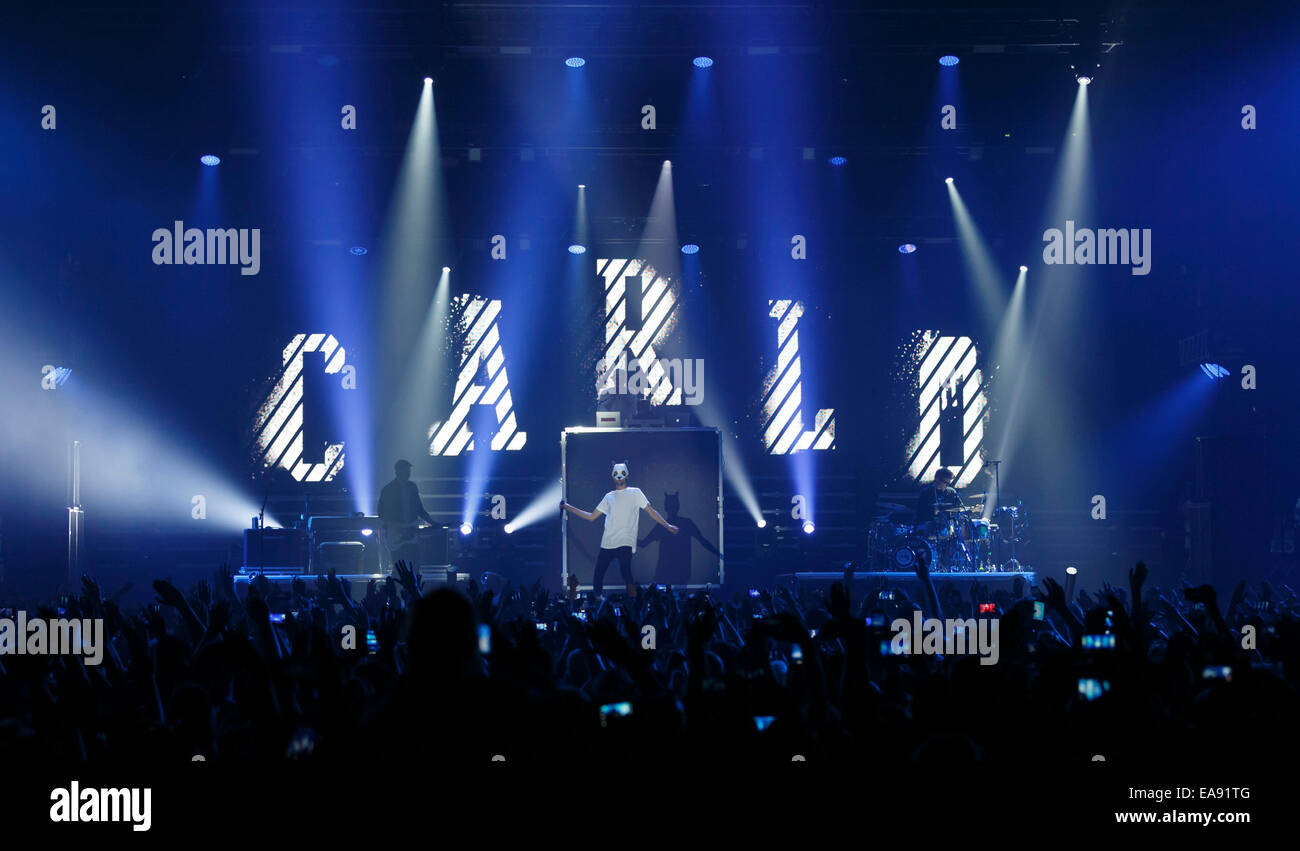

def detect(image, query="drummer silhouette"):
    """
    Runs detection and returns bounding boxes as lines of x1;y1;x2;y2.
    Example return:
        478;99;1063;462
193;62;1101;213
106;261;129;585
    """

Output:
916;467;962;529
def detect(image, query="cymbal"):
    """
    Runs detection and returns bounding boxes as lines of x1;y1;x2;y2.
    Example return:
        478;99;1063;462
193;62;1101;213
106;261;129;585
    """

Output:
961;493;987;500
875;502;908;513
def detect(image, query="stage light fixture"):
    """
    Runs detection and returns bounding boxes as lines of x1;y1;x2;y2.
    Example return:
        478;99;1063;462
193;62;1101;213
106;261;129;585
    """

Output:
442;266;450;273
693;56;713;69
945;177;954;184
360;528;373;537
350;246;367;256
565;57;585;68
424;77;433;84
756;518;767;529
939;55;959;66
459;522;473;536
898;244;917;254
802;521;815;535
828;155;847;166
1200;362;1230;380
680;243;699;255
1066;60;1097;86
568;244;587;255
504;523;515;534
200;154;220;166
1019;265;1028;272
1066;566;1078;576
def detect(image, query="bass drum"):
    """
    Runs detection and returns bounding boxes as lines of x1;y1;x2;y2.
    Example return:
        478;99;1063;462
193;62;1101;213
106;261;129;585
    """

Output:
919;518;955;540
889;535;938;572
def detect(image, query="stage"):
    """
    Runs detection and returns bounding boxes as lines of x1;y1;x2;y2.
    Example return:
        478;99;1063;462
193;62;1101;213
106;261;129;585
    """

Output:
777;570;1036;590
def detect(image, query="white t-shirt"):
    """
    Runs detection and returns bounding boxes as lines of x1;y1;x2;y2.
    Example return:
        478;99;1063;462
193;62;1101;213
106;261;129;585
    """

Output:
596;486;649;551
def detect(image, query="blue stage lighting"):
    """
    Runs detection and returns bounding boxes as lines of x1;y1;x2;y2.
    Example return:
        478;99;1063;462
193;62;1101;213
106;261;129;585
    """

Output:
504;523;515;534
680;243;699;255
565;57;585;68
568;244;587;255
693;56;713;69
200;154;220;166
898;243;917;254
939;55;960;66
1077;75;1092;86
459;522;473;536
349;246;367;256
1200;363;1230;380
1019;265;1028;272
828;155;847;166
756;518;767;529
802;521;815;535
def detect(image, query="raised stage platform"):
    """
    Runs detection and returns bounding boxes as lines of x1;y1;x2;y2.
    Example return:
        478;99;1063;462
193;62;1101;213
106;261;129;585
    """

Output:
777;570;1036;589
233;568;466;604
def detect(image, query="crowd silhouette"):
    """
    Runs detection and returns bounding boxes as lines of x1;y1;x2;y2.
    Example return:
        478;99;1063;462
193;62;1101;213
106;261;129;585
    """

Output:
1;555;1297;767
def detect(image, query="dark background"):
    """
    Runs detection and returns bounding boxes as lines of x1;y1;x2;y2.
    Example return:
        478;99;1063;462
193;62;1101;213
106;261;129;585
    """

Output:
1;0;1297;599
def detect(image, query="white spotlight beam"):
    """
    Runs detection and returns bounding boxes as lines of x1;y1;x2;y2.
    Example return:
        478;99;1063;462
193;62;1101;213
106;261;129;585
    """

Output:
506;480;563;533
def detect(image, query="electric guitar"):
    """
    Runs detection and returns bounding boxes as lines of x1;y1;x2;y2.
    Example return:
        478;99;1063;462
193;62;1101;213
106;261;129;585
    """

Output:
383;519;430;551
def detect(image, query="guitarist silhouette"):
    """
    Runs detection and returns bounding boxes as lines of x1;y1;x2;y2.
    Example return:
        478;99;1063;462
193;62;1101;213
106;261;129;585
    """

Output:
377;459;434;568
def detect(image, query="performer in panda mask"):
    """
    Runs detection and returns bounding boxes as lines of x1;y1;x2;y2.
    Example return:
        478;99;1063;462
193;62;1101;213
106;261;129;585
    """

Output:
561;461;678;597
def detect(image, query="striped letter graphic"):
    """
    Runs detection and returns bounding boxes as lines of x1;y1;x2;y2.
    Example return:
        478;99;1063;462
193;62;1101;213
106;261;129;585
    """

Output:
596;258;682;405
904;332;987;488
762;300;835;455
428;295;527;456
251;333;347;482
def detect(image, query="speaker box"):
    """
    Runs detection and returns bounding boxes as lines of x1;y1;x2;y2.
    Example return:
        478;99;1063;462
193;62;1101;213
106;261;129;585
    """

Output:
243;528;309;571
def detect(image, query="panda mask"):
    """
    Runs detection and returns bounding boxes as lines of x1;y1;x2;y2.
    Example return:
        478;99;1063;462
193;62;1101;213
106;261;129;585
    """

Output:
611;462;629;484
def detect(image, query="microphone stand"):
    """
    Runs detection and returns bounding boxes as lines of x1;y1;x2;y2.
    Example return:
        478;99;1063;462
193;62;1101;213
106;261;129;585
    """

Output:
258;473;270;575
988;459;1010;570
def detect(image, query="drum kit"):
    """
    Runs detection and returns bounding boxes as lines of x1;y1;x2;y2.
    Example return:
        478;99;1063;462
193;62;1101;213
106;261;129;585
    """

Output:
868;496;1029;572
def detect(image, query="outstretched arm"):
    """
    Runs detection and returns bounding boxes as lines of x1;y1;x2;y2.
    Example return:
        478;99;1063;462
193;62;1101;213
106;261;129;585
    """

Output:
561;501;603;522
644;504;679;534
688;521;721;557
913;551;943;620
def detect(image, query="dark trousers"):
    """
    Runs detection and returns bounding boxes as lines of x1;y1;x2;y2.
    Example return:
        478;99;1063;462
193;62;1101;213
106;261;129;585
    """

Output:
593;546;634;596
